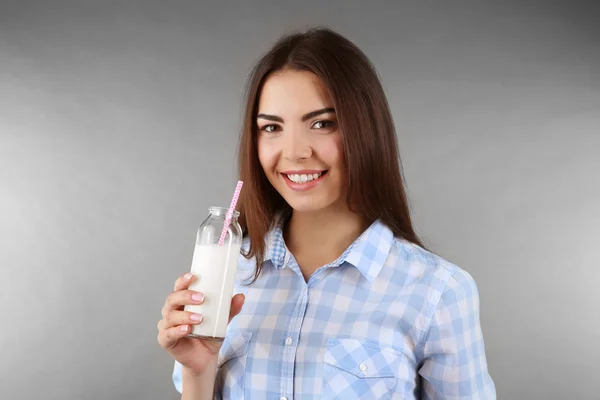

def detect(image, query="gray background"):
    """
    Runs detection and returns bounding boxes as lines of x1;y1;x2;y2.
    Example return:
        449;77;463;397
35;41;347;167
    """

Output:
1;1;599;399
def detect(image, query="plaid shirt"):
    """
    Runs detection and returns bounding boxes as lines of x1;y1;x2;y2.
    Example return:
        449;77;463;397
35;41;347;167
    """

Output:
173;215;496;399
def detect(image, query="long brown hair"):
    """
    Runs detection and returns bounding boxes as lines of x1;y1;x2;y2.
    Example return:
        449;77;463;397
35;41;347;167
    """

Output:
237;27;425;283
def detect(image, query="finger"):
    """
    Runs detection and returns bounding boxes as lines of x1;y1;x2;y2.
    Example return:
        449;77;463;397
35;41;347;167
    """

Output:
161;289;205;318
164;310;204;329
158;324;191;349
174;272;195;291
228;293;245;323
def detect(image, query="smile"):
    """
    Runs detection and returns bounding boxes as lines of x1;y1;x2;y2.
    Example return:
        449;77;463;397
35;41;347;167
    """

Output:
280;170;328;190
285;171;325;183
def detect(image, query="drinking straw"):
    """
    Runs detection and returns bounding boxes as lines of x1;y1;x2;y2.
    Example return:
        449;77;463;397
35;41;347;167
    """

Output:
218;180;243;245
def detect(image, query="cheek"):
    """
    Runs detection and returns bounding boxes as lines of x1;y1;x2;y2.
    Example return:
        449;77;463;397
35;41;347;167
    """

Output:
320;135;345;168
257;140;277;173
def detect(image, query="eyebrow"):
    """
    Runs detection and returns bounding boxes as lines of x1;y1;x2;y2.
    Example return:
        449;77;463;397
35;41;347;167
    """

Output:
256;107;335;123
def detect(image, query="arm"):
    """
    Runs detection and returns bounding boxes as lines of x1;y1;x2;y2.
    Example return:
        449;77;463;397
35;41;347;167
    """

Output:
418;269;496;399
181;364;218;400
173;361;220;400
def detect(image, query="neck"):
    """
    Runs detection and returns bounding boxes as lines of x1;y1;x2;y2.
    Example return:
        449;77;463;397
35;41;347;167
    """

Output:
283;204;371;279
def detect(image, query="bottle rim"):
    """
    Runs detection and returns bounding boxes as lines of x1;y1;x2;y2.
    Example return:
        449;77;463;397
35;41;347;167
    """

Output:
209;206;240;218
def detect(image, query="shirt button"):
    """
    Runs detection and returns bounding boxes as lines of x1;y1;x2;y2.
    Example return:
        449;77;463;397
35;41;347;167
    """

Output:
359;363;368;372
285;337;293;346
280;397;288;400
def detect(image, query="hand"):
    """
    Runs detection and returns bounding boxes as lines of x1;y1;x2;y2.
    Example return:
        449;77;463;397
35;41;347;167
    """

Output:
157;272;245;375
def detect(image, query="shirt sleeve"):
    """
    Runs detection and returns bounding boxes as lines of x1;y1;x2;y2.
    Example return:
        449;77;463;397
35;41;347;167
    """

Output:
172;361;183;394
418;269;496;399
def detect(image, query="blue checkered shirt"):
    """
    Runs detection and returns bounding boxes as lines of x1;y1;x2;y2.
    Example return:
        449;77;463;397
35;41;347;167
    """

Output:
173;215;496;399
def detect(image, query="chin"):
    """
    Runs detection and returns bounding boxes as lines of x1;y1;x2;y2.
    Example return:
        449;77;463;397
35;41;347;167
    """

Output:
287;203;325;213
281;195;339;214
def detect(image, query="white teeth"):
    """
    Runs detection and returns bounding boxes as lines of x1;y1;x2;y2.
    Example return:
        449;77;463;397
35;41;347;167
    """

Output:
286;172;323;183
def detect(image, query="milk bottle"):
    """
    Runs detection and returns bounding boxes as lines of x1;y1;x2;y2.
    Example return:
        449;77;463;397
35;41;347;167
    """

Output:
184;206;243;340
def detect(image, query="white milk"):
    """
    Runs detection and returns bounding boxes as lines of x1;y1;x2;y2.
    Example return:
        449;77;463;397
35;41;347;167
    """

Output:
184;241;241;339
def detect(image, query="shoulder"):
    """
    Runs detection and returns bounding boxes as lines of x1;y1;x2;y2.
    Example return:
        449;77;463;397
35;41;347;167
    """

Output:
386;237;483;340
387;237;481;305
235;237;257;281
394;237;475;278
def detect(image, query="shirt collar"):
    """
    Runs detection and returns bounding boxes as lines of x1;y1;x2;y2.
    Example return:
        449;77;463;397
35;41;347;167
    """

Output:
264;211;394;282
264;211;288;268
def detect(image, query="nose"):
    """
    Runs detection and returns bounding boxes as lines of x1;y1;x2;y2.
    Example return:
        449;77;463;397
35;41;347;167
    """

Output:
282;130;312;162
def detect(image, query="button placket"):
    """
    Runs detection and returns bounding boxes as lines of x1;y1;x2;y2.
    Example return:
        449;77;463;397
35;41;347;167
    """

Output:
280;276;308;400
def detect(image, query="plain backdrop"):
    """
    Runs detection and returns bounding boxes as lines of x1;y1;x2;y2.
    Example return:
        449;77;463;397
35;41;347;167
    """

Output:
1;1;599;399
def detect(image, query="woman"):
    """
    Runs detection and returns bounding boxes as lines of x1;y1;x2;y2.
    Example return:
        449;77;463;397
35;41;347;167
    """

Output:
158;27;496;399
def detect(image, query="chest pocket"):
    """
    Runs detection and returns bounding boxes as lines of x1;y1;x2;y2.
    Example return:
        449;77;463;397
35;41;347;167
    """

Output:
216;331;252;400
322;337;401;400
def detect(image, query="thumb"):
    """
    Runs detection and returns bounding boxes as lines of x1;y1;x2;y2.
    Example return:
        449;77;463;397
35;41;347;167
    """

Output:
228;293;245;323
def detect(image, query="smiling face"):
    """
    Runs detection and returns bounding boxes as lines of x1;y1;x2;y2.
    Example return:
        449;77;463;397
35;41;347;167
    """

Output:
256;69;346;213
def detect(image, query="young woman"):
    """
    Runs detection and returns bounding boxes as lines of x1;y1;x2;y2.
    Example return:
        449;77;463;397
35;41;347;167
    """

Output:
158;28;496;399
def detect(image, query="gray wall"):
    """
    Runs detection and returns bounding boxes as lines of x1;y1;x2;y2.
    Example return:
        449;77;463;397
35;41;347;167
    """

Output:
1;1;599;399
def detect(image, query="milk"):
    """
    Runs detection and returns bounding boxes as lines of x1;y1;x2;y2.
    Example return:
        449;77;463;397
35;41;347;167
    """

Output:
184;241;241;339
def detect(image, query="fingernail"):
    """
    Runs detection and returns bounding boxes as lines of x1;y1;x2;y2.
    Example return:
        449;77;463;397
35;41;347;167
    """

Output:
192;293;204;302
180;325;188;333
184;273;193;280
190;314;203;322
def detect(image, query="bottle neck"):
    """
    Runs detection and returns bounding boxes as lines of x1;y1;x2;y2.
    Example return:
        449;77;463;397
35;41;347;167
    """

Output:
208;206;239;220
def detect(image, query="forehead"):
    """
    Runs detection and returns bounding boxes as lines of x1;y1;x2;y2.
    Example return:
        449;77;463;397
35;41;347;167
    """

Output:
257;69;333;116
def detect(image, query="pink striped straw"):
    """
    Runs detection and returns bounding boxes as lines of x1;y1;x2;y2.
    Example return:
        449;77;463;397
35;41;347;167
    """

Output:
218;180;243;245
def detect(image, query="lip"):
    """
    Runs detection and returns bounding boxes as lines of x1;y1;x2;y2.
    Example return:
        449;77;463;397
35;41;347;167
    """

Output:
280;169;326;175
280;170;328;191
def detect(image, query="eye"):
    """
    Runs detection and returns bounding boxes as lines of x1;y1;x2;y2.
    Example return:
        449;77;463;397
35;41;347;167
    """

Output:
259;124;281;133
311;120;336;130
